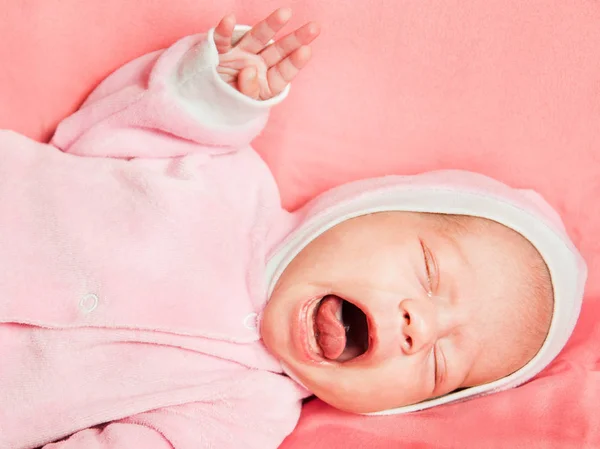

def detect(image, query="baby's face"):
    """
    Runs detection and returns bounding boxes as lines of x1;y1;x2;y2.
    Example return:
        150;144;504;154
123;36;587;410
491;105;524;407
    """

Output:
261;211;551;413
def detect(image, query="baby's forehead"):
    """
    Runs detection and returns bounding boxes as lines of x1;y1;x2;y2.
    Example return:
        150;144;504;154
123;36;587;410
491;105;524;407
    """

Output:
434;213;554;382
448;215;551;303
431;214;539;260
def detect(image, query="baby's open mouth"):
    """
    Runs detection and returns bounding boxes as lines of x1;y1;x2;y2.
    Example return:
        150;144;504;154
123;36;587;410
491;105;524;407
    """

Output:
313;295;370;362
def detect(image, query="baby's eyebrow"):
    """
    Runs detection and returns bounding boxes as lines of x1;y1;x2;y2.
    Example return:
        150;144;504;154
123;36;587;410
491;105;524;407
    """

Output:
434;236;477;391
438;232;472;304
444;231;471;268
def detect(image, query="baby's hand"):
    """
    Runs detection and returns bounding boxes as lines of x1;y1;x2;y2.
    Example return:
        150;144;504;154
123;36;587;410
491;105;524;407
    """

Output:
214;8;320;100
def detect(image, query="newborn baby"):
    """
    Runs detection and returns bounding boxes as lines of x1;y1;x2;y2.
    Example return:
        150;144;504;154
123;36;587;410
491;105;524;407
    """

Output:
0;7;587;449
264;212;554;412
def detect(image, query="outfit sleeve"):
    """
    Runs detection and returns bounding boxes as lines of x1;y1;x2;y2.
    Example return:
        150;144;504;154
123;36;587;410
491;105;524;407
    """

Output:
50;26;289;158
40;372;303;449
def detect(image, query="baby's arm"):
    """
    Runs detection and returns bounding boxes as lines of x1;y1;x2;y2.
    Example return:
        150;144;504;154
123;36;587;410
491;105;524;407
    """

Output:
39;370;302;449
50;8;319;158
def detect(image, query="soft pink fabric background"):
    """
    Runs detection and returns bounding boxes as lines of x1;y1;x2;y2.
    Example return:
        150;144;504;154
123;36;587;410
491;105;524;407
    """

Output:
1;0;599;447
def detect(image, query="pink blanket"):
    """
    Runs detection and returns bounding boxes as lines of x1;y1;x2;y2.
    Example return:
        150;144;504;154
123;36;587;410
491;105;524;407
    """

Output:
1;0;599;447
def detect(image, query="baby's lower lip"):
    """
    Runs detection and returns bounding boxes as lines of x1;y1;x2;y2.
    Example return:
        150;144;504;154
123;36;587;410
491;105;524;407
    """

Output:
294;297;324;363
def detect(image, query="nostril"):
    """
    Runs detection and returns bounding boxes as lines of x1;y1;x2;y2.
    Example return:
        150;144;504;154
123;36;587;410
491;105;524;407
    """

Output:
406;336;412;348
404;312;410;324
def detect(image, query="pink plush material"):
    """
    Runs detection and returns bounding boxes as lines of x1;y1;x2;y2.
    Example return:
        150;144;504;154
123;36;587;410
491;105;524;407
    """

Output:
1;0;599;447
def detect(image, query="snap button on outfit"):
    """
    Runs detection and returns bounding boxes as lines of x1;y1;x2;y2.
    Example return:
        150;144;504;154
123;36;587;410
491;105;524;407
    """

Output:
79;293;99;314
243;312;258;330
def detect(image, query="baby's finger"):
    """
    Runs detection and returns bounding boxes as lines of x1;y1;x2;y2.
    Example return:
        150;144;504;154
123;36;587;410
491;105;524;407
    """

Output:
260;22;320;68
214;13;236;54
236;7;292;54
267;45;312;96
237;66;261;100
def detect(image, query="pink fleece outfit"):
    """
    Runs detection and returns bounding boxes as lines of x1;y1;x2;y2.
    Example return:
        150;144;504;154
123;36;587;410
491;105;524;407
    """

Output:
0;29;309;449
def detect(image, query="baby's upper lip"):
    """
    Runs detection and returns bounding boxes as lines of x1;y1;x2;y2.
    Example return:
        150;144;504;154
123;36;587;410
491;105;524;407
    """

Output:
351;298;377;362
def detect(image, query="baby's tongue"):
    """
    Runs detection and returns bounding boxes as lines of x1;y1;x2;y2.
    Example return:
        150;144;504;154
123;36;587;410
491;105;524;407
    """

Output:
315;295;346;360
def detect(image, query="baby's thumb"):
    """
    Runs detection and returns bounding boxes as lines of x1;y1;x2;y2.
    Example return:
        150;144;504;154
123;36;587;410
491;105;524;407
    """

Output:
238;67;261;100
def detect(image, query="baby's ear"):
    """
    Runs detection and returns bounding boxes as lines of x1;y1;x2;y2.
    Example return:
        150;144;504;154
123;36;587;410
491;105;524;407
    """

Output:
517;189;566;232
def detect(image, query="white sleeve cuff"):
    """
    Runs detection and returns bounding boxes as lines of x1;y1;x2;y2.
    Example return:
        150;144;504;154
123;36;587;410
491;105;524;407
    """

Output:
172;25;290;128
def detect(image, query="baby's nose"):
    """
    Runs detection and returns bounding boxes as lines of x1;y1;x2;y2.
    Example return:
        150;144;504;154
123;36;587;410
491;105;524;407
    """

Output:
399;298;437;355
